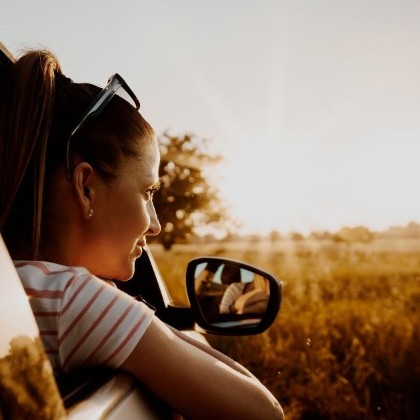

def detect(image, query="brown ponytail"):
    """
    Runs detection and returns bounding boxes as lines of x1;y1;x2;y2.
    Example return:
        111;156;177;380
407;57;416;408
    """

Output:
0;49;61;258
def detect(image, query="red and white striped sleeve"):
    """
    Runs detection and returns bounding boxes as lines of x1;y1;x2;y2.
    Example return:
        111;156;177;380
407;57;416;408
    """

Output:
219;283;246;313
15;261;155;373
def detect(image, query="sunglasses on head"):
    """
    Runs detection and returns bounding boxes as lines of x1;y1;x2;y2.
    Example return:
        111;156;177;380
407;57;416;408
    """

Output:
66;73;140;180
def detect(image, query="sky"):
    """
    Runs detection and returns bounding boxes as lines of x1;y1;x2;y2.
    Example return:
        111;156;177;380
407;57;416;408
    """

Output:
2;0;420;235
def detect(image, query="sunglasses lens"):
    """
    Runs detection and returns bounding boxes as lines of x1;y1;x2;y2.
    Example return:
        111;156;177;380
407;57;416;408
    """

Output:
115;86;139;110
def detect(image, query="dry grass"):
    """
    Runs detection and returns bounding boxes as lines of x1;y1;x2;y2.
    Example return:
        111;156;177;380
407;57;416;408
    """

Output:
149;238;420;419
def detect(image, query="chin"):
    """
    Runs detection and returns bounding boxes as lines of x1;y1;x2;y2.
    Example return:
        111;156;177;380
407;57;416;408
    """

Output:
93;254;137;282
116;273;134;282
114;262;136;282
95;264;135;282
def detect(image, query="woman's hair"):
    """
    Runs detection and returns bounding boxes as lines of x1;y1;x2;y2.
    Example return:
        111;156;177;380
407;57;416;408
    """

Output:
220;264;242;285
0;48;155;259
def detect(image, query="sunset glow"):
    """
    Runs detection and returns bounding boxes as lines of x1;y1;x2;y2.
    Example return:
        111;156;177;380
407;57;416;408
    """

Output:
3;0;420;234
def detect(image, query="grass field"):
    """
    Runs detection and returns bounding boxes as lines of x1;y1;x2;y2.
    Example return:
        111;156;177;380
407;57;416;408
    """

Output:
149;237;420;419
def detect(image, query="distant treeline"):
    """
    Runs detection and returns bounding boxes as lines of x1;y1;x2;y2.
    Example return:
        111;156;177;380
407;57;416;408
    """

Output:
198;221;420;244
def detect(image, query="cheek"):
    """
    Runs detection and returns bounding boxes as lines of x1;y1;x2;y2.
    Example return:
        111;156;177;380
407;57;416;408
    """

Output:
126;199;149;231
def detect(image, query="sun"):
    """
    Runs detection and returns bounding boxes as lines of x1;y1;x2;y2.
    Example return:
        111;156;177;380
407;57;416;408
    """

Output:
214;139;318;235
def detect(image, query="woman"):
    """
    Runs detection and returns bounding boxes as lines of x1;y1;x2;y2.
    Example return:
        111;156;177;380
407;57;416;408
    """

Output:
219;271;269;314
0;48;283;419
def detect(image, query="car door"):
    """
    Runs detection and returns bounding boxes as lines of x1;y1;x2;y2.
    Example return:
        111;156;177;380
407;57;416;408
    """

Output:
0;235;66;418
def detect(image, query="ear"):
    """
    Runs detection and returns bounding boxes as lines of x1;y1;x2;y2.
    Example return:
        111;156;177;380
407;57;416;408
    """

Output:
72;162;96;220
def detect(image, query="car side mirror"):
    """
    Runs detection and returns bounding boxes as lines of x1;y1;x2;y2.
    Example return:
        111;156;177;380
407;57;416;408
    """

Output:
186;257;282;335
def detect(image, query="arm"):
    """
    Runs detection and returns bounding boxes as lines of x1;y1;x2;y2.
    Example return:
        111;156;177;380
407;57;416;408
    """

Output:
233;289;269;314
121;317;283;420
219;282;245;313
165;323;259;381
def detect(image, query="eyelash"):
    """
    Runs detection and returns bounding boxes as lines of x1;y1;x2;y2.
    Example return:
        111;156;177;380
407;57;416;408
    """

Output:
146;186;160;200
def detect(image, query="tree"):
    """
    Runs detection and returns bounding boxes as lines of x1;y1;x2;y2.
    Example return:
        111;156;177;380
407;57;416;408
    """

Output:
289;232;305;241
152;132;229;250
333;225;373;243
268;230;283;242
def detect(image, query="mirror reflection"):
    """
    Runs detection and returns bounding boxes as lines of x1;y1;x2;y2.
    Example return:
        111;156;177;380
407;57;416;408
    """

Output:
194;261;270;327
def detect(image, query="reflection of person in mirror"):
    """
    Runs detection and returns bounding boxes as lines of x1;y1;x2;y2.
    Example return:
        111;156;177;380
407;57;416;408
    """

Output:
195;260;222;296
0;47;283;419
219;273;269;314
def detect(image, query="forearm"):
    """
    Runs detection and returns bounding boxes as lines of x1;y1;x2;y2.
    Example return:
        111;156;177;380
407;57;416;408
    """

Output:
168;324;283;419
166;324;259;381
123;318;283;419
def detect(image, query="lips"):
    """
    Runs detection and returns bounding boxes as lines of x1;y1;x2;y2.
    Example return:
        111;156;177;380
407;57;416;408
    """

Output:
137;240;146;248
134;244;143;257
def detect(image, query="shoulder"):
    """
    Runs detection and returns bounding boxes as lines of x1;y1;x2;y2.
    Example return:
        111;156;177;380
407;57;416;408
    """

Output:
13;260;156;371
14;260;92;291
226;282;246;293
14;260;90;276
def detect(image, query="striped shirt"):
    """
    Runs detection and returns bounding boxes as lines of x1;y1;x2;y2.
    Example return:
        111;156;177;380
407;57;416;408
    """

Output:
219;282;246;313
14;260;154;373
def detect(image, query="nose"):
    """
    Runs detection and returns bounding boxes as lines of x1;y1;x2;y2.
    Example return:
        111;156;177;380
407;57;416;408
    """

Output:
147;202;161;237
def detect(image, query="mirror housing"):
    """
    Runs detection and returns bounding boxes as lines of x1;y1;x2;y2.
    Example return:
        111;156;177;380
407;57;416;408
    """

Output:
186;257;282;335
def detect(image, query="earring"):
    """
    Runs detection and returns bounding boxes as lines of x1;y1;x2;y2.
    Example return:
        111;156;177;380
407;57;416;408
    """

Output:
88;209;94;218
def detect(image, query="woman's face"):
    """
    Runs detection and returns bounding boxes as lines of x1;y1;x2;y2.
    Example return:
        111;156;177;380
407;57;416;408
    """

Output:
82;139;161;280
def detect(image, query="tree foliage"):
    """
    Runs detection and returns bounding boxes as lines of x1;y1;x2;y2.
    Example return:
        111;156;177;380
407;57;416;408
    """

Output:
152;132;229;250
0;336;66;418
333;225;374;244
